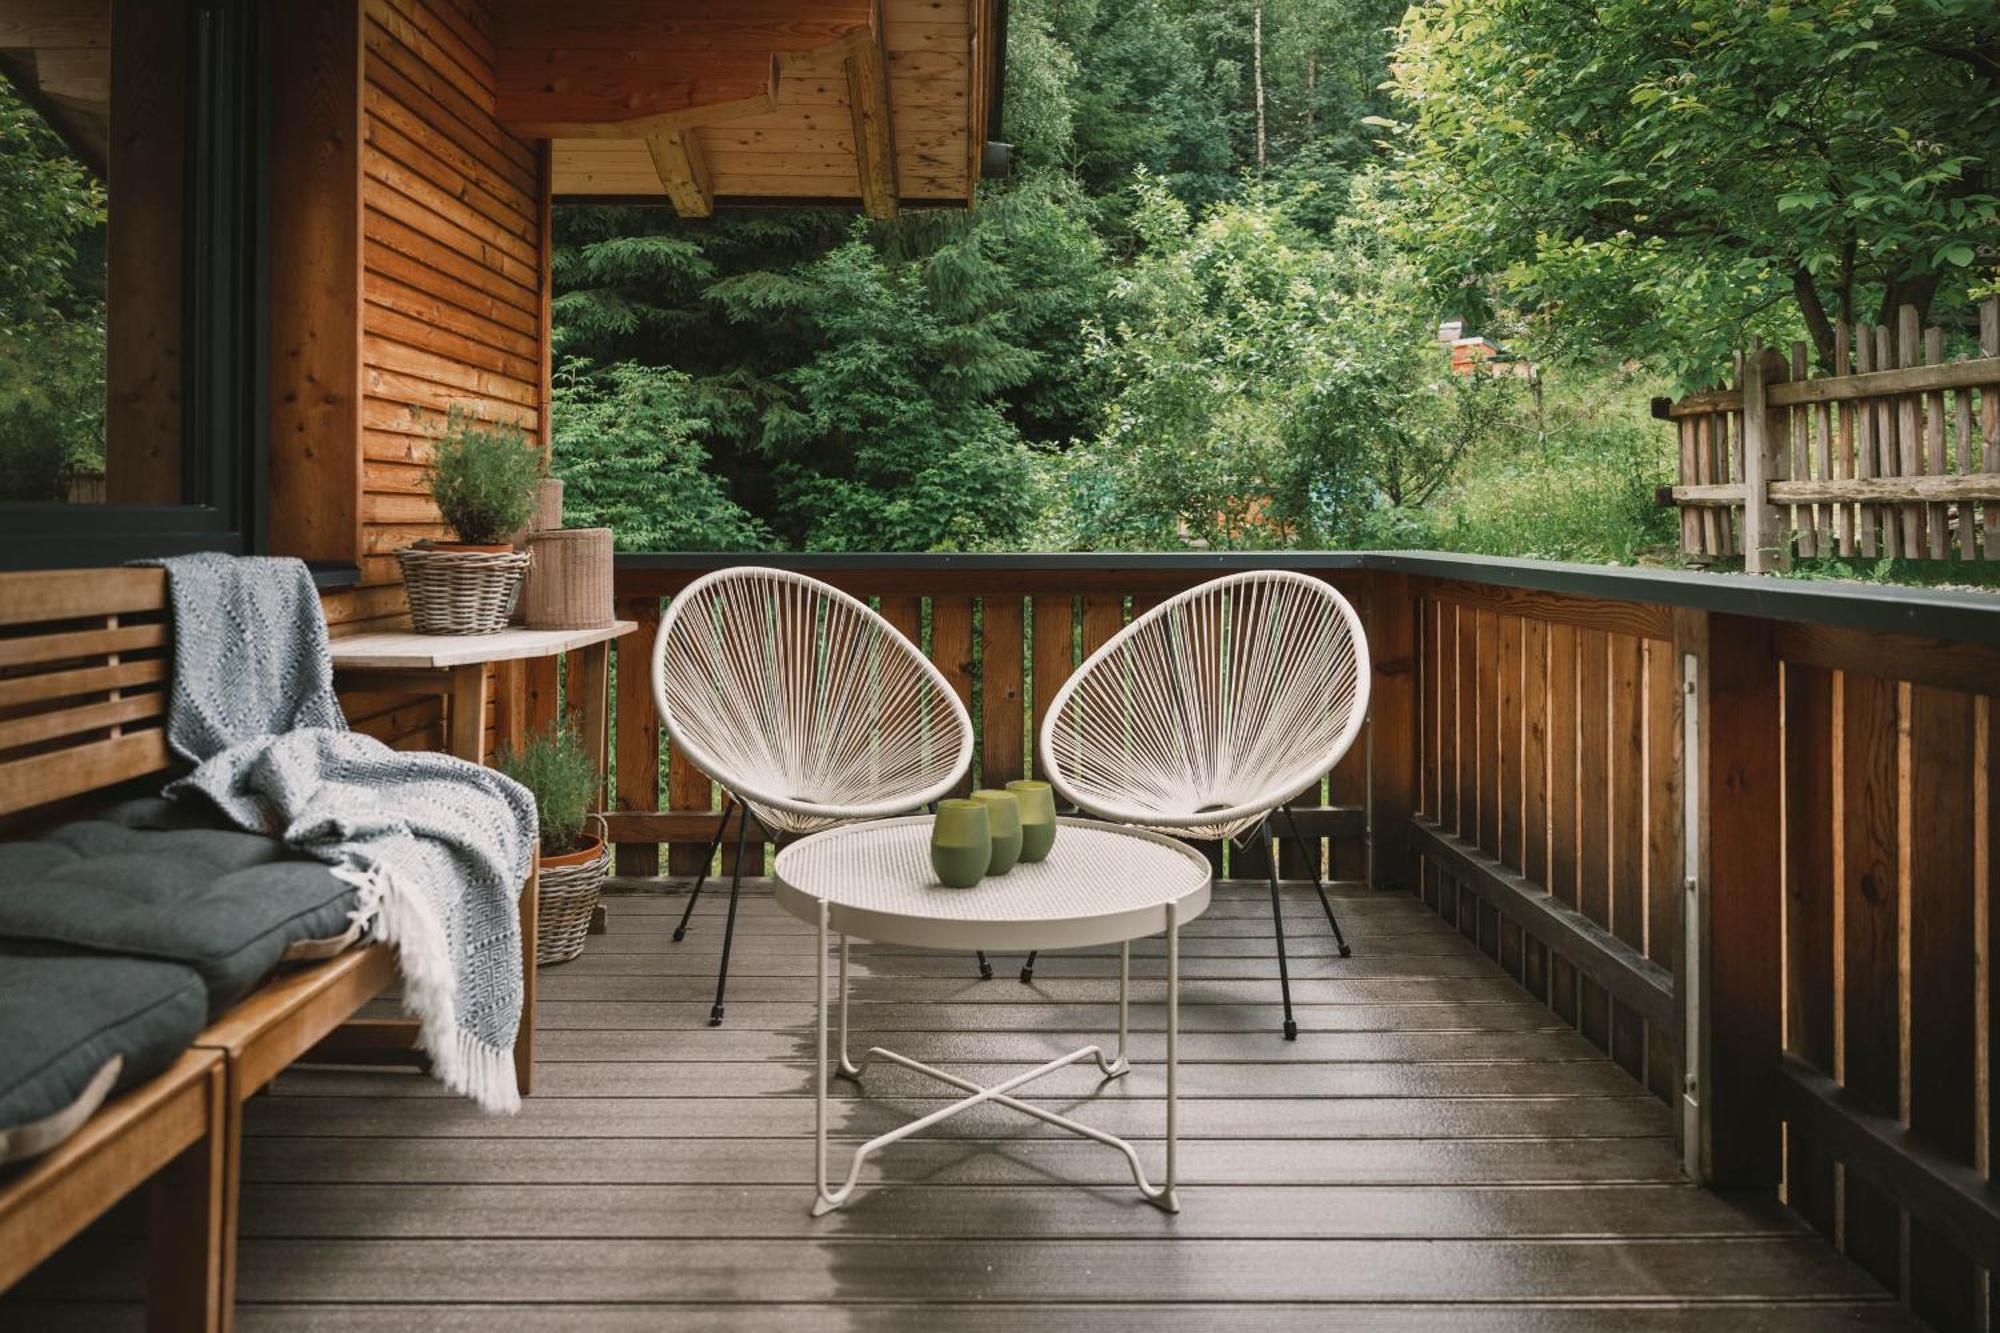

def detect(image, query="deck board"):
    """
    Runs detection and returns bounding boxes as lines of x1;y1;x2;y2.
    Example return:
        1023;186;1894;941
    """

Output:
4;882;1912;1329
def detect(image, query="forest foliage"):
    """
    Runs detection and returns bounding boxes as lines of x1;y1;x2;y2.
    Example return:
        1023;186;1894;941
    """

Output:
546;0;1998;560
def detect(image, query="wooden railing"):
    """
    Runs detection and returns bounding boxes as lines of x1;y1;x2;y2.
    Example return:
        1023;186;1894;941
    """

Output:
1662;296;2000;571
583;550;1998;1325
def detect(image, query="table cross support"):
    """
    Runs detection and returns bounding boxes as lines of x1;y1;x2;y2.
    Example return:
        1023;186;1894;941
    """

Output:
811;901;1180;1217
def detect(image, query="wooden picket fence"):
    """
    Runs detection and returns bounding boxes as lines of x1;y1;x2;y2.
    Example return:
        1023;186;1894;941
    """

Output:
1662;297;2000;571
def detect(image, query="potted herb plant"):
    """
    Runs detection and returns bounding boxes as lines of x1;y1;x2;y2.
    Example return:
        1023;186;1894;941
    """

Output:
497;729;608;966
397;407;543;633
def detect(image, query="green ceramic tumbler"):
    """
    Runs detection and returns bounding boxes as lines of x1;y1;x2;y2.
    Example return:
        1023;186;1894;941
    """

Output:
1006;779;1057;863
970;789;1022;874
931;800;990;888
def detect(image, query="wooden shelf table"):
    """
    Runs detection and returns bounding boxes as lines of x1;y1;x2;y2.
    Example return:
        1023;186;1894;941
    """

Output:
329;622;637;776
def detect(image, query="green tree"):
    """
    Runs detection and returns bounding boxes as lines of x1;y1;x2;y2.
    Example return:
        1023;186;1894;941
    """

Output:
1385;0;2000;379
1044;176;1510;550
550;360;771;551
0;83;106;498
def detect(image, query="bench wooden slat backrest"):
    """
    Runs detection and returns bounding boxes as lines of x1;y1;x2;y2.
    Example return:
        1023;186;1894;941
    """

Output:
0;569;173;817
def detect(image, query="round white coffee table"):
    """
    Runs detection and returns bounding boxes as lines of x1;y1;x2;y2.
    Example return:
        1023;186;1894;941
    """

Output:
773;815;1212;1216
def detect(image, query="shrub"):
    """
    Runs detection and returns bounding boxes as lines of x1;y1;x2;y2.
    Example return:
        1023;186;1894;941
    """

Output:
496;730;598;857
426;406;542;544
551;360;771;551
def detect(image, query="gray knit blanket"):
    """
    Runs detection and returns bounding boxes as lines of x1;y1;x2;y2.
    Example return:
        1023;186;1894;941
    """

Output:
147;554;535;1112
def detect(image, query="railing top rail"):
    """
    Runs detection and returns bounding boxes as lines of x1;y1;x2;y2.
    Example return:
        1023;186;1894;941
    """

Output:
613;550;2000;648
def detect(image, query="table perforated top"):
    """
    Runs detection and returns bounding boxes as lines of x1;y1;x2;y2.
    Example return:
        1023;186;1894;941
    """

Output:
772;816;1213;951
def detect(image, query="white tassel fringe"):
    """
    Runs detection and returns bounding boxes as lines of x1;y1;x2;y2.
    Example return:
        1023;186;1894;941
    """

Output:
334;860;521;1115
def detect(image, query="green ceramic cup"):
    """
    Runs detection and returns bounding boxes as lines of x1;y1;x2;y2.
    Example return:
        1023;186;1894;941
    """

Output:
930;800;990;889
970;789;1022;874
1006;779;1057;863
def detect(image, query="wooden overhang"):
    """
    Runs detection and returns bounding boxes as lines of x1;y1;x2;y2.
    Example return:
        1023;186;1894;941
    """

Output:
493;0;1002;216
0;1;110;174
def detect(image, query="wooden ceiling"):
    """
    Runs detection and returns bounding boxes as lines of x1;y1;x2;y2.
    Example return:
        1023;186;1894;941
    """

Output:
501;0;999;215
0;1;110;174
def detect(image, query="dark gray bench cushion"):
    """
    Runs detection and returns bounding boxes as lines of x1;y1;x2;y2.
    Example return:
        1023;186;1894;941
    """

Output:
0;799;359;1016
0;946;206;1156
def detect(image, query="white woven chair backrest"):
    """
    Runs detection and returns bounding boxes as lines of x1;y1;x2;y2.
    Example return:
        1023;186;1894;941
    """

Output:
1040;570;1370;839
652;567;973;833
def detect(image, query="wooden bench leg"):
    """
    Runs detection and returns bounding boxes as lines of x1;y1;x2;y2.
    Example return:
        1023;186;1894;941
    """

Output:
516;868;538;1096
146;1059;227;1333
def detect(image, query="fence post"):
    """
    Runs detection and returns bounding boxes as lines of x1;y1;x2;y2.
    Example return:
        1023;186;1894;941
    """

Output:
1740;346;1792;574
1367;571;1418;891
1680;608;1783;1189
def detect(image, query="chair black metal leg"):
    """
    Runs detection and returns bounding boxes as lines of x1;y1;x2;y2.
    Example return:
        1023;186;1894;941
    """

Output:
1019;952;1038;983
975;951;994;979
709;803;752;1026
674;797;737;943
1280;803;1351;958
1264;818;1298;1040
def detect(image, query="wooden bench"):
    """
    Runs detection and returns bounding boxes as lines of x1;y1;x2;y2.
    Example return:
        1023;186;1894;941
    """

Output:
0;567;537;1332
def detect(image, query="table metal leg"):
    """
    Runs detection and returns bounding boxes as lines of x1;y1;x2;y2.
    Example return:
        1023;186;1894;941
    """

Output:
1163;901;1180;1211
807;910;1182;1217
1107;940;1132;1076
836;931;861;1081
814;899;832;1215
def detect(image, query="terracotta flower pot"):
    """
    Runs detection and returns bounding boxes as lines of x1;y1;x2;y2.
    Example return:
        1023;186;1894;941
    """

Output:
422;540;517;554
539;833;605;870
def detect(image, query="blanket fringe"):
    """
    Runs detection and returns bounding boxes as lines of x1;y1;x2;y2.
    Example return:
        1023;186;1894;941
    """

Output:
333;860;521;1115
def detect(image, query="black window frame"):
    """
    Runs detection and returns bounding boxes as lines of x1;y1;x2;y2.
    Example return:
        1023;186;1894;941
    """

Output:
0;0;269;570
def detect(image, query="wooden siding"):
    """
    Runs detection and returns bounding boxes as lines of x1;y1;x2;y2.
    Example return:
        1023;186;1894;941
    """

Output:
330;0;550;752
3;887;1910;1329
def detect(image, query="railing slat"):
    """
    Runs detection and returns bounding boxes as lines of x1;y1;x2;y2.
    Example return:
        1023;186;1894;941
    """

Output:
1028;593;1073;782
612;596;661;877
929;594;974;800
1905;682;1981;1327
1839;669;1902;1287
979;594;1025;788
1781;657;1836;1234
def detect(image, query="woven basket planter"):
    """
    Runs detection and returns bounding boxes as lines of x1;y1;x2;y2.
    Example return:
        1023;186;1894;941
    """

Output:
535;815;610;967
521;527;613;630
397;546;531;635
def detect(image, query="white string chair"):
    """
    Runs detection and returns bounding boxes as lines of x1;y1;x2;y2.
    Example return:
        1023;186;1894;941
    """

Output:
652;567;973;1024
1039;570;1371;1038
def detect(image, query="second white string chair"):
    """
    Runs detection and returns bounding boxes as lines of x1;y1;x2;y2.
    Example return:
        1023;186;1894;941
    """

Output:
1040;569;1371;1038
652;567;973;1025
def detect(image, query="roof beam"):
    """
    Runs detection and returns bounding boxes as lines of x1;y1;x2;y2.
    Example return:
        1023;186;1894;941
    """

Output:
645;127;713;218
843;6;896;219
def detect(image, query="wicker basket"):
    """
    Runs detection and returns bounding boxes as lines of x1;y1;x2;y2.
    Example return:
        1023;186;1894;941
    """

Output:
397;546;531;635
536;815;610;967
521;527;613;630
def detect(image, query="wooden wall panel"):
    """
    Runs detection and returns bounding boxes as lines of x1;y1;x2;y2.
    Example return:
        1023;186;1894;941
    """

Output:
354;0;545;624
269;0;364;564
302;0;547;742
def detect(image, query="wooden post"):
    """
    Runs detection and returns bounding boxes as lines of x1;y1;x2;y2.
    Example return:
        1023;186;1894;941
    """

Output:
1683;609;1783;1188
145;1058;227;1333
1740;346;1792;573
1368;572;1418;891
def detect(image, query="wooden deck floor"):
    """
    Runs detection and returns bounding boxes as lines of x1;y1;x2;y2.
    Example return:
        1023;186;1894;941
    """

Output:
10;881;1913;1330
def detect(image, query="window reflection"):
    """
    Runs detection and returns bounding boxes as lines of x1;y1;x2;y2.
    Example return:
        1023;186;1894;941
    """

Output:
0;0;184;506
